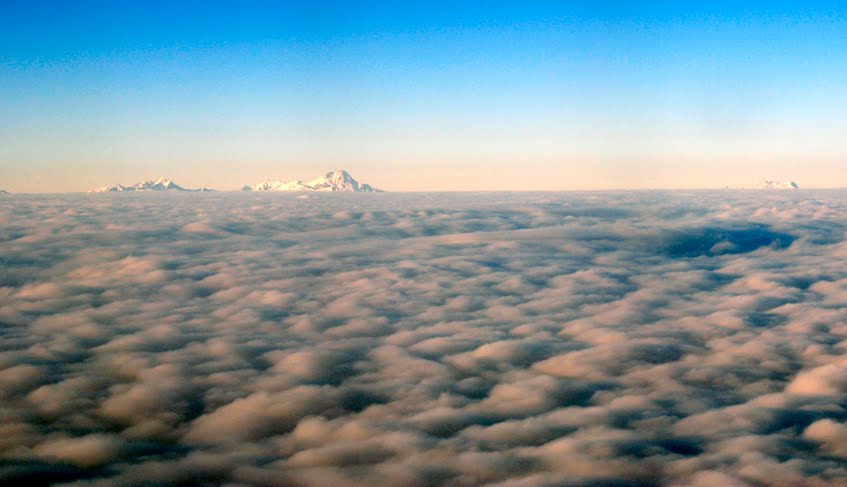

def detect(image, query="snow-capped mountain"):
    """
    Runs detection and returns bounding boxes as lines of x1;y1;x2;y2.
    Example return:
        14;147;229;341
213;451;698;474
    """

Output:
758;180;799;189
243;169;382;192
0;190;9;194
89;177;210;193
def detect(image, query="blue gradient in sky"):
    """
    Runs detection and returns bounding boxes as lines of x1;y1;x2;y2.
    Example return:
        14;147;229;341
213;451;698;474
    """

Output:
2;1;846;191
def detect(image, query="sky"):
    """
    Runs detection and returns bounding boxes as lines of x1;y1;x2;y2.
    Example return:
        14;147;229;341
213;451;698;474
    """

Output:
1;1;846;192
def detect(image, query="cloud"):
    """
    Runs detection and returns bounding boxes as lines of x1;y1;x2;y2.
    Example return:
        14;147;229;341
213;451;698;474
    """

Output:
2;191;847;485
785;363;847;396
804;419;847;458
185;386;343;444
0;364;44;398
32;434;124;468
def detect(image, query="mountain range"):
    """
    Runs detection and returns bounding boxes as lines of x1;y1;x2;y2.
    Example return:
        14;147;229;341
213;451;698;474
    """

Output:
89;177;213;193
77;173;803;193
88;170;381;193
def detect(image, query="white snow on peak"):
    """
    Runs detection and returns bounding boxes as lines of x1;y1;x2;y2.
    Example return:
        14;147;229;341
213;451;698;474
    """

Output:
758;180;799;190
243;169;382;192
89;178;208;193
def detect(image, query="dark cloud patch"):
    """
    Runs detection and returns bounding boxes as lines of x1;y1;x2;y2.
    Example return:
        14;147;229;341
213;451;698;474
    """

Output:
0;461;100;487
746;311;788;328
2;190;847;486
661;224;795;258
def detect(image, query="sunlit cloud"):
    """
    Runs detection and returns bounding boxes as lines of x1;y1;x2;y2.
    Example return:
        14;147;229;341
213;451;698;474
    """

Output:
1;191;847;485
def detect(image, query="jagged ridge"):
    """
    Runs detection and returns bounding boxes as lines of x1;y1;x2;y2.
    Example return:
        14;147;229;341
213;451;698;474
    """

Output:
90;177;213;193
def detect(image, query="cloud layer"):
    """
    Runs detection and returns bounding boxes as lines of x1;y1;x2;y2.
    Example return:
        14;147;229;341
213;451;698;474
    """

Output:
2;190;847;486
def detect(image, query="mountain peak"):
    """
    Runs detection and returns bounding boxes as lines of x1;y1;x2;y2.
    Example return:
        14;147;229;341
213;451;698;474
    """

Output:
245;169;382;192
327;169;352;178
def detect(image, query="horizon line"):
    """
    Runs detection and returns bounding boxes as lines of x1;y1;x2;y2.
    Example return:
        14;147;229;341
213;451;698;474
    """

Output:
5;187;845;195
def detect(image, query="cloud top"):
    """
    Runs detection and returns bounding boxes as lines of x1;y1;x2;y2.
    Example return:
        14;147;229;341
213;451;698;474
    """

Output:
2;190;847;486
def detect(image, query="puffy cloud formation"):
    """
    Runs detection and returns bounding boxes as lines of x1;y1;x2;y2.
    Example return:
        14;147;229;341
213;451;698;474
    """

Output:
1;190;847;486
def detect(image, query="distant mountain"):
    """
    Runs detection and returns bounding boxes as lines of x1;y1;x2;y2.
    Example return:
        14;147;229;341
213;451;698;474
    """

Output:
758;180;799;189
243;169;382;192
89;177;212;193
0;190;8;194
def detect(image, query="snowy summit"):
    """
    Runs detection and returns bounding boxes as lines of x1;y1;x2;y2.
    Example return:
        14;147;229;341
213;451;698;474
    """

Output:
89;177;211;193
758;180;799;189
243;169;382;192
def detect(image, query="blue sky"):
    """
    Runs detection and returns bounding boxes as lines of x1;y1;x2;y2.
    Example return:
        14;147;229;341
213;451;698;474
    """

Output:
2;1;846;191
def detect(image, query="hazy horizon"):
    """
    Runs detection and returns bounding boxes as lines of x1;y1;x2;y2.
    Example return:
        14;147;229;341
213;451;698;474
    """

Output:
0;168;834;193
4;183;843;194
